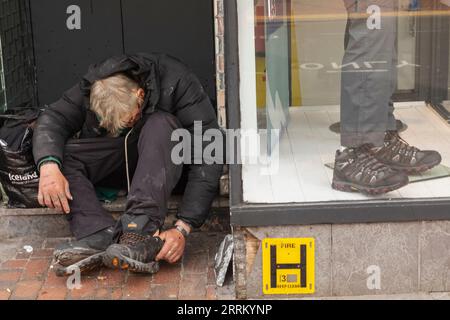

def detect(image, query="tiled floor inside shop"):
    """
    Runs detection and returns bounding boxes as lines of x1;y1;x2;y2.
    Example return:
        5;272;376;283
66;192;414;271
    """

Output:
243;103;450;203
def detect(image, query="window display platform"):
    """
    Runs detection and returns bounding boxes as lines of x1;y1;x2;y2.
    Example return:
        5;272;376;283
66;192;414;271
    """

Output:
243;103;450;204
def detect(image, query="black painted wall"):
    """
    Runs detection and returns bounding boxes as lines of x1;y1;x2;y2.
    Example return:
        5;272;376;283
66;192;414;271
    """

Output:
30;0;216;106
122;0;216;101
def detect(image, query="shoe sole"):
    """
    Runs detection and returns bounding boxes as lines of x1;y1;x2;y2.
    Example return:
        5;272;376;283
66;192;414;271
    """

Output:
52;252;105;277
388;158;441;175
103;247;160;274
332;179;409;195
54;247;102;267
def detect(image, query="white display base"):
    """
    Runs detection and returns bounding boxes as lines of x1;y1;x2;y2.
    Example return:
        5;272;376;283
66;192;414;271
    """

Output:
242;103;450;203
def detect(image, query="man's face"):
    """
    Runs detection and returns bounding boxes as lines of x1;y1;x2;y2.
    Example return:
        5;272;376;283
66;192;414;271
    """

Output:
122;105;141;128
121;88;145;128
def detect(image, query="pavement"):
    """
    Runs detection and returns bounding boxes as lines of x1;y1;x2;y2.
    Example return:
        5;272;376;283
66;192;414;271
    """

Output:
2;232;449;300
0;232;235;300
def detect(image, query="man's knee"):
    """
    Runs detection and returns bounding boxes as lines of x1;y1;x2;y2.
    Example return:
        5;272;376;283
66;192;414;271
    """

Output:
138;111;181;149
140;112;180;137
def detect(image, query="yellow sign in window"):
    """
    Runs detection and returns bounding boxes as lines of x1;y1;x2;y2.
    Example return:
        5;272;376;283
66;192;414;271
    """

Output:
262;238;315;295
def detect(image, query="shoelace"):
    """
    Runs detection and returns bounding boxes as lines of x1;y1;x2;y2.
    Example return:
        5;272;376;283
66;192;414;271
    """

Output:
119;233;149;246
351;144;391;176
384;131;418;161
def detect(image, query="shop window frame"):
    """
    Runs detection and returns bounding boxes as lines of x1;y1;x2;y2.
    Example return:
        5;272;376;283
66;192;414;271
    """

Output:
225;0;450;227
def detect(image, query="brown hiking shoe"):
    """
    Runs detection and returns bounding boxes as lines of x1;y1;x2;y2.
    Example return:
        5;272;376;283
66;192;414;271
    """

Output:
373;131;442;174
103;233;164;274
51;227;114;277
332;145;409;195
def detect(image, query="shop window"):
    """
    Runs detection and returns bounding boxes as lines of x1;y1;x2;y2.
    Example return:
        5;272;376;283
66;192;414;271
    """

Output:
236;0;450;205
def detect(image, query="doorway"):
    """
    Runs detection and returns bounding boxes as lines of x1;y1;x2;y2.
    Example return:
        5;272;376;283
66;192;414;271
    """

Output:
29;0;216;106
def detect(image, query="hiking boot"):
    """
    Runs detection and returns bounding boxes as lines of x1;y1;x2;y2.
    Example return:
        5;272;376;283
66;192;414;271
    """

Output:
373;131;442;174
332;145;409;195
103;233;164;274
51;226;114;276
52;252;106;277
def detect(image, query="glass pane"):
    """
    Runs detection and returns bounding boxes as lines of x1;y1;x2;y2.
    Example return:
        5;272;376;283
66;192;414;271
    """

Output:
291;1;346;106
265;0;290;133
239;0;450;204
397;0;417;92
0;36;5;112
255;0;291;154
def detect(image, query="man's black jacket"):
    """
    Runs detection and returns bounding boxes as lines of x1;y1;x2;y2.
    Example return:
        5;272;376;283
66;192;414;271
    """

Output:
32;52;222;228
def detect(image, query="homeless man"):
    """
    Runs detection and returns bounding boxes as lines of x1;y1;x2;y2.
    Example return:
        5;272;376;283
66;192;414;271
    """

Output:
32;53;223;274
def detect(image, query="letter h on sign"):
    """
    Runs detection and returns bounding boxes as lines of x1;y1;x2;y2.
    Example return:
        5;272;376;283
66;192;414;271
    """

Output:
270;244;307;289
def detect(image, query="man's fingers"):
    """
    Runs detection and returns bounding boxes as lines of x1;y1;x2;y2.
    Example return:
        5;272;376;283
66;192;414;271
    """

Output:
156;230;185;263
58;194;70;214
155;232;170;260
156;242;171;261
37;191;44;206
65;183;73;201
166;246;178;259
168;253;180;264
168;249;183;264
50;195;62;211
171;255;182;264
43;193;54;209
158;232;167;241
163;245;182;264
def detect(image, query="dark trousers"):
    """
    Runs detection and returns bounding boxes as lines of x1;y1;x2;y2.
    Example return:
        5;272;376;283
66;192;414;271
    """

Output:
341;0;398;147
62;111;183;240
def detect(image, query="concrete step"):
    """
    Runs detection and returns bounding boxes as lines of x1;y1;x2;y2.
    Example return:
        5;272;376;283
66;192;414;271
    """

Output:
0;196;230;239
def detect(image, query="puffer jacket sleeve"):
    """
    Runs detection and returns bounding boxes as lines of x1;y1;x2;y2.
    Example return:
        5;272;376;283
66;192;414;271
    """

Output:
173;72;223;229
32;83;87;166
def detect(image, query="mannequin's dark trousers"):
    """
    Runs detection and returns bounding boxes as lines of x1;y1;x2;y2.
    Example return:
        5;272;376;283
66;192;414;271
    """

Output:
62;111;183;240
341;0;398;147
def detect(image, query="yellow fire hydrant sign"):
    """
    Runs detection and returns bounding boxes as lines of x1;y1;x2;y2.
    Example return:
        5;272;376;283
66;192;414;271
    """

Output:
262;238;315;295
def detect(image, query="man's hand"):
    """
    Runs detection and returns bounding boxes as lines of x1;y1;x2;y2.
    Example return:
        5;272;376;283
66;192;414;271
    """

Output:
156;221;191;264
38;162;73;214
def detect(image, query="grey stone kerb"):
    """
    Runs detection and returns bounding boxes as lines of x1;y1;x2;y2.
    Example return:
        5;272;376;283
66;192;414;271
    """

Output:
234;221;450;298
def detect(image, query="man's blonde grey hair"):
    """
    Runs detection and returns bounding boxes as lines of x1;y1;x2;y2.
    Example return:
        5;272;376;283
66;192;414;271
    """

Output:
90;73;143;137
